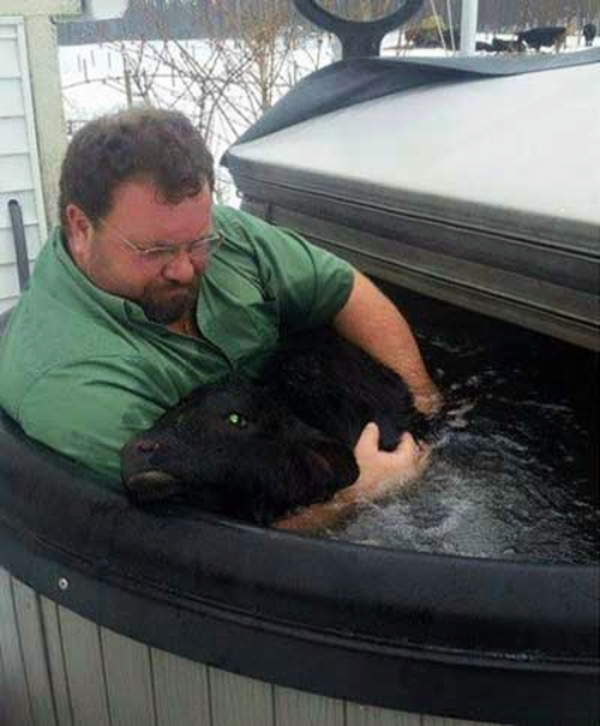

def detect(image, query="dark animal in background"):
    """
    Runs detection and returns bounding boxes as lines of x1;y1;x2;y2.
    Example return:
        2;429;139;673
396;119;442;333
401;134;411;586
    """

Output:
476;41;495;53
491;36;525;53
407;26;462;50
121;329;428;525
583;23;597;47
517;26;567;52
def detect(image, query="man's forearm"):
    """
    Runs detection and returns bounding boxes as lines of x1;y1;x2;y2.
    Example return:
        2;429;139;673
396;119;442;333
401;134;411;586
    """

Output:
333;271;441;414
273;485;360;532
273;428;430;533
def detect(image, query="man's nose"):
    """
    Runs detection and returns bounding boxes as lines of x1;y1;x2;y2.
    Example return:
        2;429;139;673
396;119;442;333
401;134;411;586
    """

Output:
162;250;200;284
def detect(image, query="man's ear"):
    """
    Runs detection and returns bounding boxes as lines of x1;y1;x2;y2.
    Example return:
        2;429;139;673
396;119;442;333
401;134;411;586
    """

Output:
64;203;93;266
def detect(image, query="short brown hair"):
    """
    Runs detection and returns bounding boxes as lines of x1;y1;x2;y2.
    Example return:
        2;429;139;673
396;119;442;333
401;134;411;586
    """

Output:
59;108;214;234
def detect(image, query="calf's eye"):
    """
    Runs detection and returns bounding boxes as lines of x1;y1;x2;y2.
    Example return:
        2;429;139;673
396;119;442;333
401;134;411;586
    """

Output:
227;412;248;428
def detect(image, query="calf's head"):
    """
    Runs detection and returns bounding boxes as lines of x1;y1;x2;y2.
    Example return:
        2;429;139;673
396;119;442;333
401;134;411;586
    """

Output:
121;379;359;525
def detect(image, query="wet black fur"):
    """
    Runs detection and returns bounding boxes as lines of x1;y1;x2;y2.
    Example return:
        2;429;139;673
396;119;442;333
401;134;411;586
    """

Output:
121;328;427;524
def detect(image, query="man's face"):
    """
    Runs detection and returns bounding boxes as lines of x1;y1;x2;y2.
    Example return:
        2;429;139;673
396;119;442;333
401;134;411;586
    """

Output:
66;180;213;325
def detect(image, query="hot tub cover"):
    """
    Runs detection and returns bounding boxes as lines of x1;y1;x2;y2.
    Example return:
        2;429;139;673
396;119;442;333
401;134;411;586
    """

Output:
225;51;600;350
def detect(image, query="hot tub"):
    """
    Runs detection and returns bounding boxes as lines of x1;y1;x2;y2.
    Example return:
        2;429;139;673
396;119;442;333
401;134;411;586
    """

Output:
1;292;599;726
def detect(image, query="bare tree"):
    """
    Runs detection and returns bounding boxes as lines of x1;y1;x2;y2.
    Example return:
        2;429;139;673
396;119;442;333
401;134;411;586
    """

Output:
79;1;329;202
61;0;599;204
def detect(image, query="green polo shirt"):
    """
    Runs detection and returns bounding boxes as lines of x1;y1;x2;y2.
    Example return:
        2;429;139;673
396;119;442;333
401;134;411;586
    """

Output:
0;205;354;485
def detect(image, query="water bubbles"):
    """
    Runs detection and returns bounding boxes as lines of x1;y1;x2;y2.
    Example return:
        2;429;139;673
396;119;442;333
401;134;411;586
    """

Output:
330;333;599;565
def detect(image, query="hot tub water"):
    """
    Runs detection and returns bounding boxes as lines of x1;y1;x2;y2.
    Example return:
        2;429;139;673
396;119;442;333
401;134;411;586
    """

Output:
330;285;599;564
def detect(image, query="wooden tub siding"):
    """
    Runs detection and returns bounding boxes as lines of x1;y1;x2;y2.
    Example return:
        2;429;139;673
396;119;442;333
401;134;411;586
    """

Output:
274;686;345;726
346;703;421;726
151;649;211;725
0;567;509;726
40;597;75;726
0;567;35;726
209;666;275;726
58;605;112;726
11;577;58;726
101;625;158;726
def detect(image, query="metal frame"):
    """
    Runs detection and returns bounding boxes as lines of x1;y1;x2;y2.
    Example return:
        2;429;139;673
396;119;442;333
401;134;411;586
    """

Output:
294;0;425;58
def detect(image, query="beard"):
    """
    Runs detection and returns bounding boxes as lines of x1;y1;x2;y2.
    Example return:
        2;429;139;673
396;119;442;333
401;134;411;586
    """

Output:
138;278;200;324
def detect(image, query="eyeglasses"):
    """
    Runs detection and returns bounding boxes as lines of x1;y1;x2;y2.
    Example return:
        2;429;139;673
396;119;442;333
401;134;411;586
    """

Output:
96;218;222;265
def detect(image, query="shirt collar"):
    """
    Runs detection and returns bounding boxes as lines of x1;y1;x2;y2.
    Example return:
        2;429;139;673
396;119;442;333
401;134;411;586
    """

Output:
51;226;154;326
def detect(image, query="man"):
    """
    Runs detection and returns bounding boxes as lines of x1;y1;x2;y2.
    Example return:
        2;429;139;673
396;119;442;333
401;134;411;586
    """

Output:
0;108;440;530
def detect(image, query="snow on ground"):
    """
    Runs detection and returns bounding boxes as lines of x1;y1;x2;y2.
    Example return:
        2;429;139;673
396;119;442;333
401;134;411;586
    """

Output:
59;36;337;203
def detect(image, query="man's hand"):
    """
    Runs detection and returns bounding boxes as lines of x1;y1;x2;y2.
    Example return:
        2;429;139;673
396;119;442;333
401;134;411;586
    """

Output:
413;387;444;418
349;422;431;503
273;423;430;532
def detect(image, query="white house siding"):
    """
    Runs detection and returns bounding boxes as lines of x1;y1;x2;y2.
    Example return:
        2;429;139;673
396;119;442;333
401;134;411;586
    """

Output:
0;18;48;314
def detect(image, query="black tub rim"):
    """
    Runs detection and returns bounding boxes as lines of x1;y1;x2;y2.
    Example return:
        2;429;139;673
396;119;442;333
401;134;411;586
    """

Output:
1;395;599;725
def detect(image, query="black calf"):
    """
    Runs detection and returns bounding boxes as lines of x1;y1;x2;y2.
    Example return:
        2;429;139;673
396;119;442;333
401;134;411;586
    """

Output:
583;23;597;47
121;328;427;525
517;26;566;52
491;36;525;53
